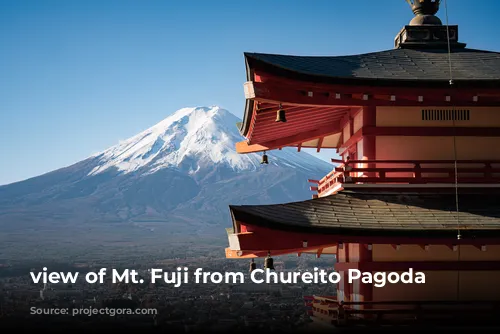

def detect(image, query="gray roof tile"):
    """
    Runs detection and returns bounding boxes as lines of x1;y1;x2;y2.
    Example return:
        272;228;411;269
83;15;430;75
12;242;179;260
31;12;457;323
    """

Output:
245;48;500;82
229;190;500;238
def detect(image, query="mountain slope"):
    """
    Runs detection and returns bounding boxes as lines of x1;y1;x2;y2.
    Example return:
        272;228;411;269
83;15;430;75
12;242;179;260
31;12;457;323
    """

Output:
89;106;325;178
0;106;333;260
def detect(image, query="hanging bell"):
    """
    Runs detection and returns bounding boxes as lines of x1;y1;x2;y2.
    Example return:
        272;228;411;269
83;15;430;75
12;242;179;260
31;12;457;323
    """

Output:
275;105;287;123
264;252;275;270
249;259;257;272
261;152;269;164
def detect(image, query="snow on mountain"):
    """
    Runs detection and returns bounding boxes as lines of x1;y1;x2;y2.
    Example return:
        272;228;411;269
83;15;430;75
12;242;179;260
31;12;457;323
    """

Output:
88;106;331;177
0;105;334;260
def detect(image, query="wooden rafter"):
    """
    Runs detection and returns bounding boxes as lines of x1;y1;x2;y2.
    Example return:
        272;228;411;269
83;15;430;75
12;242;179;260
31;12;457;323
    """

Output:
253;122;341;151
248;106;347;144
317;137;324;153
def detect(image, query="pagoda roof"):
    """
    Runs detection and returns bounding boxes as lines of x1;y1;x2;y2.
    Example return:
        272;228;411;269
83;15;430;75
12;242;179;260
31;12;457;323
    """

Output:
230;189;500;238
237;48;500;144
244;48;500;86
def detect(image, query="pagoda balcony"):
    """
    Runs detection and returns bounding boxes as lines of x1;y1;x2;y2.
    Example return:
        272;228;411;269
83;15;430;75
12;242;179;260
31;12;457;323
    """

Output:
308;296;500;327
308;159;500;198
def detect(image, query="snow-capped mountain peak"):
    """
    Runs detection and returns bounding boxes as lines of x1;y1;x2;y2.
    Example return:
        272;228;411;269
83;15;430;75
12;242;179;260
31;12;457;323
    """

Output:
0;107;334;260
88;106;332;176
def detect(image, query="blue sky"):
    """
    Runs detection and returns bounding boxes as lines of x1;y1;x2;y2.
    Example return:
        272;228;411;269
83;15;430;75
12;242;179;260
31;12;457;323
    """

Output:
0;0;498;185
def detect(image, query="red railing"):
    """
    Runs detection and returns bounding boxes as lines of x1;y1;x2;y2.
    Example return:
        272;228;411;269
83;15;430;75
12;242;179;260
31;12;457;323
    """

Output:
308;159;500;197
310;296;500;326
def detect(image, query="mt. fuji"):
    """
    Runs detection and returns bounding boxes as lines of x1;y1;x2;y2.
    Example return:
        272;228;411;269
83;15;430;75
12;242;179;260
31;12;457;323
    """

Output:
88;106;326;178
0;106;332;260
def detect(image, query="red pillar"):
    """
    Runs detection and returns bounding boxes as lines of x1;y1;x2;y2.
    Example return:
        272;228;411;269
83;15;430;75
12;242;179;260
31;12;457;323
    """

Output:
362;106;376;176
360;107;375;300
336;243;348;302
358;244;373;304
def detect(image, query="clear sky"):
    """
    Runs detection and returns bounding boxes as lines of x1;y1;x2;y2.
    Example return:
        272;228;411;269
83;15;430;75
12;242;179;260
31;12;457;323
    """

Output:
0;0;498;185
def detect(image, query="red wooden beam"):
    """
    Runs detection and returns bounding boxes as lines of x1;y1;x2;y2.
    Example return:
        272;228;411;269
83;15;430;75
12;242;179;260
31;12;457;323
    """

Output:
345;176;500;183
364;126;500;137
334;167;500;173
246;81;500;107
256;104;305;113
252;70;500;97
341;159;500;165
334;260;500;272
340;127;364;150
339;126;500;151
338;300;500;307
232;224;500;251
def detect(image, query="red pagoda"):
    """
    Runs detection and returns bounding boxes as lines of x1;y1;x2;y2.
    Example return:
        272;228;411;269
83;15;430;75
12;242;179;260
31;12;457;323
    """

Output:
224;0;500;327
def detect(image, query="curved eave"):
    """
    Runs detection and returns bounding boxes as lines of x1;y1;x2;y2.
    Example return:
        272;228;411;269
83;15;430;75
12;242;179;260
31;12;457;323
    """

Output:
238;50;500;143
238;55;255;137
225;190;500;258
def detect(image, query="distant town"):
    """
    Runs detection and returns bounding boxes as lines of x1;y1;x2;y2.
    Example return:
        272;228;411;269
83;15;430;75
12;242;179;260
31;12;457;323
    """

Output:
0;251;334;332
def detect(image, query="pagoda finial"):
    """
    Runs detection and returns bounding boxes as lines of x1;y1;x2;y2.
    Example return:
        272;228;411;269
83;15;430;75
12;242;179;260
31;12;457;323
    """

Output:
395;0;465;49
405;0;442;25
